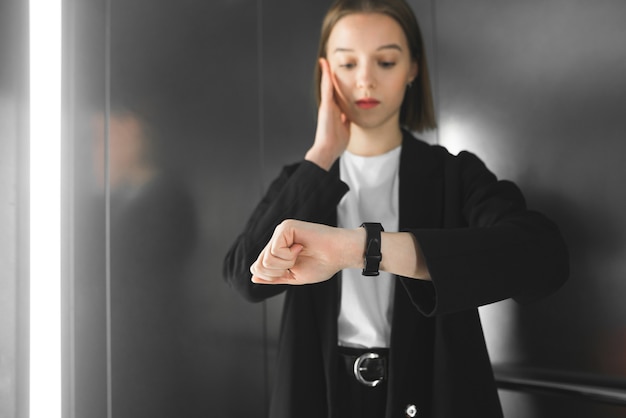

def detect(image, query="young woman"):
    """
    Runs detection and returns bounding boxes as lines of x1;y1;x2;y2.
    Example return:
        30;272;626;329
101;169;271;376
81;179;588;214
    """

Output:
223;1;569;417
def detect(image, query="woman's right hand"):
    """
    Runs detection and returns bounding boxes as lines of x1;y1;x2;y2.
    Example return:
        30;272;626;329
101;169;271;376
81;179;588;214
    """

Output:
305;58;351;171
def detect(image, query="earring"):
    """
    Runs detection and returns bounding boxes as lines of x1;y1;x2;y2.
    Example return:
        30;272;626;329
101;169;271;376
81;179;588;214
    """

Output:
407;81;413;89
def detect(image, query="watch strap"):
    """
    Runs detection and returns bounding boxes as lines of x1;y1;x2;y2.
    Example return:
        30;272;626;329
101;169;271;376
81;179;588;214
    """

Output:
360;222;384;276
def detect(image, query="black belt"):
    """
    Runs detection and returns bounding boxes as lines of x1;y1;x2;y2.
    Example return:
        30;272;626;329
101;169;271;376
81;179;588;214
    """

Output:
339;346;388;387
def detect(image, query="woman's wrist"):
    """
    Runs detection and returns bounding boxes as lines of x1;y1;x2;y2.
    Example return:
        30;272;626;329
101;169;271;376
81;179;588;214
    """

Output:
379;232;431;280
340;228;430;279
335;227;367;271
305;148;335;171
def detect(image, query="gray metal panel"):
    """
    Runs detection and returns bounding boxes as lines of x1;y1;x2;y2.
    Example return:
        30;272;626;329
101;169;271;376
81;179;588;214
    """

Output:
70;0;109;416
70;0;267;416
435;0;626;416
106;0;266;416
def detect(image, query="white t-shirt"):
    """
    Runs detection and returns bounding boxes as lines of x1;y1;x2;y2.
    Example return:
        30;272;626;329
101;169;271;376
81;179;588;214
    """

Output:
337;145;401;348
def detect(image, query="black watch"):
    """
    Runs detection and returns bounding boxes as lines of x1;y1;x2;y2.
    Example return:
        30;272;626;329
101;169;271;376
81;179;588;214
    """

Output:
360;222;384;276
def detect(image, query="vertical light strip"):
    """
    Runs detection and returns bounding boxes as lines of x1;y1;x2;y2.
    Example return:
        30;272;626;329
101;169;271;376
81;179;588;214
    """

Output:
29;0;62;417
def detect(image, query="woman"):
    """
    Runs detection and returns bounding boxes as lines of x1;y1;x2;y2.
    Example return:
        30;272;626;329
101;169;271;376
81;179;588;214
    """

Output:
223;0;569;417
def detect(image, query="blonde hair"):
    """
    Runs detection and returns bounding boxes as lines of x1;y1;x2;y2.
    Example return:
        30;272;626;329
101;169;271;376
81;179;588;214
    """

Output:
314;0;437;132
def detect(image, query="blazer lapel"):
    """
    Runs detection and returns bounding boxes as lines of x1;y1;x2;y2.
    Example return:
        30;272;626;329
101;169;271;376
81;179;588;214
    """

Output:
398;132;444;230
387;133;442;414
315;159;342;414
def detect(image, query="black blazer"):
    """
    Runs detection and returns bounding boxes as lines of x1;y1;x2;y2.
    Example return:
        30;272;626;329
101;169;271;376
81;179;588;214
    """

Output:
223;131;569;418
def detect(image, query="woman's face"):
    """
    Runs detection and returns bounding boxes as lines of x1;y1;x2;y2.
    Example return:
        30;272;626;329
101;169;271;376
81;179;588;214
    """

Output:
326;12;417;131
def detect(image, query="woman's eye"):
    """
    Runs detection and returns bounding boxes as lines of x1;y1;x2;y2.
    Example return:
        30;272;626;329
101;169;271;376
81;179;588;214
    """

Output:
339;63;356;69
379;61;396;68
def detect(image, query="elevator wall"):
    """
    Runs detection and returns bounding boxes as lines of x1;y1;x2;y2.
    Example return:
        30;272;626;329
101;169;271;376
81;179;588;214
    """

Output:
434;2;626;416
63;1;626;417
0;1;28;417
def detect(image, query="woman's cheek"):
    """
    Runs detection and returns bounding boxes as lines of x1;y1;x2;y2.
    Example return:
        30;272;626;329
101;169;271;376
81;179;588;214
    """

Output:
333;79;352;115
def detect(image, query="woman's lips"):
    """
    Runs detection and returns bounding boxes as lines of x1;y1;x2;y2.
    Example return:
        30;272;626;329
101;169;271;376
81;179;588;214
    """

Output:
355;98;380;109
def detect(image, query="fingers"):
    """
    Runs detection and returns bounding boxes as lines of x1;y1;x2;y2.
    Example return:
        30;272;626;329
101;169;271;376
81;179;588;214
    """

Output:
328;64;348;109
250;243;303;284
249;220;343;286
319;58;351;130
319;58;346;108
319;58;334;106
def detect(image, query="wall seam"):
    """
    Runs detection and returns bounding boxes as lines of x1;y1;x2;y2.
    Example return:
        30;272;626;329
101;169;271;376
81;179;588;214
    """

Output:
430;0;440;145
256;0;270;416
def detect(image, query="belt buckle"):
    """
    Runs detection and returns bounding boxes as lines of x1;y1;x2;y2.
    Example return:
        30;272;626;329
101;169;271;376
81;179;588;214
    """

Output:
353;352;384;387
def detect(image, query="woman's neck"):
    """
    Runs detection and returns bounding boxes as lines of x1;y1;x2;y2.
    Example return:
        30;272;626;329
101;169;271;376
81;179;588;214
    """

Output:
346;123;403;157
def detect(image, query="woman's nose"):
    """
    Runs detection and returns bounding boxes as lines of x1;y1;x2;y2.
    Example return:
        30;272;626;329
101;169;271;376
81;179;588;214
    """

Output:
356;64;375;90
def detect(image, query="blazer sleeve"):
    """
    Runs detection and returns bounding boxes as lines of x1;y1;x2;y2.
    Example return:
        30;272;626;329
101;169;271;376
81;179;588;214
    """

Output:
222;160;349;303
403;150;569;316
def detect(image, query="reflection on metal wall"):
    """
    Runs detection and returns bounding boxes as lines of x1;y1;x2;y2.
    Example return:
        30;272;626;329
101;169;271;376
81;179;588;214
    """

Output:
71;0;109;416
70;0;267;417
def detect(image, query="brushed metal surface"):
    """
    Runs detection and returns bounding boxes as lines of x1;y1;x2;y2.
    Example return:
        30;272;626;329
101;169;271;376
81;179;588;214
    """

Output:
70;0;266;416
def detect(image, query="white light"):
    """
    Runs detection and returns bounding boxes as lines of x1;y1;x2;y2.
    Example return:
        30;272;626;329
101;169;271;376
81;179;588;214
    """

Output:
439;115;470;156
29;0;62;417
